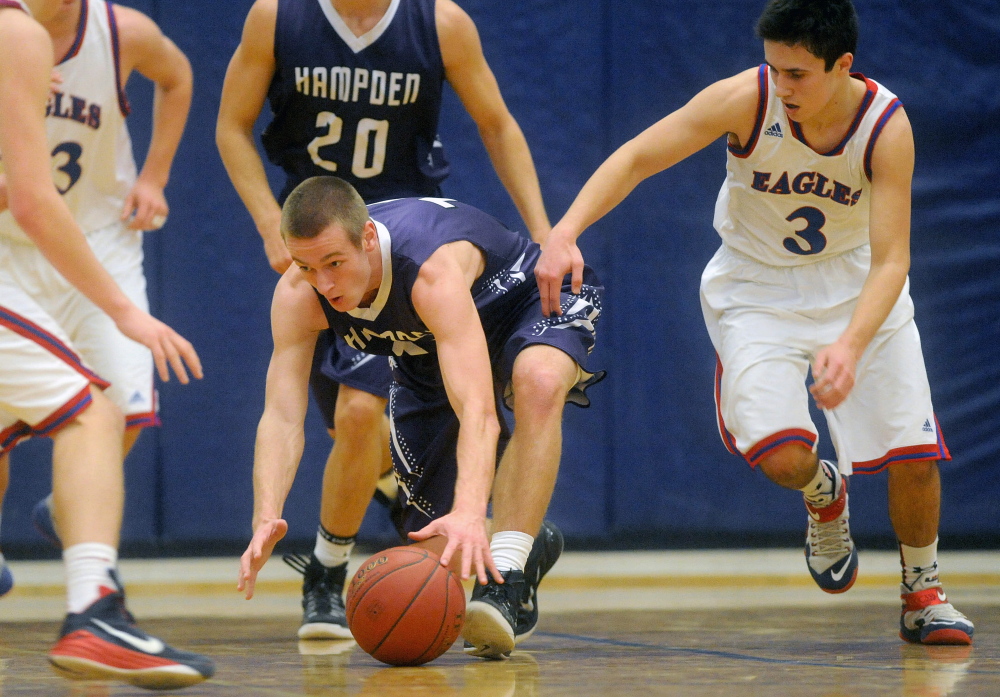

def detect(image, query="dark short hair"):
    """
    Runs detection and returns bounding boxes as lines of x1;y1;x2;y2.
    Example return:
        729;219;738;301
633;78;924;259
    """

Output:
281;176;369;248
756;0;858;71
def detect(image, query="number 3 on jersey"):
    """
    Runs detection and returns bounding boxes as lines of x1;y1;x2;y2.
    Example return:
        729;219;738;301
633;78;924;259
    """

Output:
783;206;828;255
51;141;83;194
308;111;389;179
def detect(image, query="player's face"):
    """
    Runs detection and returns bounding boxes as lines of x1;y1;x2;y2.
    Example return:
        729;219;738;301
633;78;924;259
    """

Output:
287;221;381;312
764;41;851;124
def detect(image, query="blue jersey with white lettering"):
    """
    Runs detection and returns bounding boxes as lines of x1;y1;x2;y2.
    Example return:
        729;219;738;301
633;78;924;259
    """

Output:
318;198;537;375
263;0;449;203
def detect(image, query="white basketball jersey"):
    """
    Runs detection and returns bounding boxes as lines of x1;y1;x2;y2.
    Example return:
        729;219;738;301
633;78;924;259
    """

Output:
0;0;136;243
713;64;902;266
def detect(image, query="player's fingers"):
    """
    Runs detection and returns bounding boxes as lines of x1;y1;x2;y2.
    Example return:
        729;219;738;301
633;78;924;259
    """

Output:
571;257;584;295
161;336;190;385
484;549;503;584
169;332;203;381
473;549;488;586
120;196;135;222
149;342;171;383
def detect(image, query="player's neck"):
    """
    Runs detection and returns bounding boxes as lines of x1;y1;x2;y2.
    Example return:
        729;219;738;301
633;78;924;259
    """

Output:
39;0;81;58
329;0;392;38
358;236;383;308
797;75;867;146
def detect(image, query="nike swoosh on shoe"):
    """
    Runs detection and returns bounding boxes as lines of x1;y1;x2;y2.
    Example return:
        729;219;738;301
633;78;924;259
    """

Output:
830;557;853;582
91;619;165;654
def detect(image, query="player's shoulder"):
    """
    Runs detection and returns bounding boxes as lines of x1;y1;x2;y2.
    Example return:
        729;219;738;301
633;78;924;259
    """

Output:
434;0;476;44
0;9;50;65
0;4;45;43
110;2;164;47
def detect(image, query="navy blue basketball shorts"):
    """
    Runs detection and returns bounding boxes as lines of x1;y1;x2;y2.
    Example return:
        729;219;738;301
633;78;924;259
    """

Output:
389;274;605;537
309;330;393;430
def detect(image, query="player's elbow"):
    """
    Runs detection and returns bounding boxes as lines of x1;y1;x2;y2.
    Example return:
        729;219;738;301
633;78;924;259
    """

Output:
7;186;52;240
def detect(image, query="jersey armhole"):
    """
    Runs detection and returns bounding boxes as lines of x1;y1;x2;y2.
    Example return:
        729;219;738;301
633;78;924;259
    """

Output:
105;2;130;117
727;64;768;159
863;98;902;182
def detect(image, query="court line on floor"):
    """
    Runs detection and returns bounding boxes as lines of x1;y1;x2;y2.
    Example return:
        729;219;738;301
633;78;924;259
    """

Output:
536;632;996;674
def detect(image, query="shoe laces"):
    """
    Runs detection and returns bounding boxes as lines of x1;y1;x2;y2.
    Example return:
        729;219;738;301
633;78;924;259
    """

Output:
808;516;851;558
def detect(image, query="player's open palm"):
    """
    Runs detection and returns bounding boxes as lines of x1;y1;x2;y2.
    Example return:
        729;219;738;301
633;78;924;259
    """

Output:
408;510;501;585
535;228;584;317
238;518;289;600
113;306;203;384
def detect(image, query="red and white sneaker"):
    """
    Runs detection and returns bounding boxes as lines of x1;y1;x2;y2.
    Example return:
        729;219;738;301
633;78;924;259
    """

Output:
48;574;214;689
804;466;858;593
900;586;974;645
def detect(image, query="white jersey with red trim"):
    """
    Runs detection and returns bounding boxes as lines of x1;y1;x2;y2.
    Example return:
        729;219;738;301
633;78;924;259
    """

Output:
0;0;136;243
712;64;902;266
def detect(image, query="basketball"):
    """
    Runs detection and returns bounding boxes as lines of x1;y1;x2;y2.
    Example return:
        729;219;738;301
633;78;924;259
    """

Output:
345;546;465;666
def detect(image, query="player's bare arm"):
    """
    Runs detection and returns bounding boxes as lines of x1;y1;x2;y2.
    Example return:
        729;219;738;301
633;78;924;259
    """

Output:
536;68;761;315
114;5;192;230
405;241;503;584
0;14;201;384
239;268;328;598
436;0;550;242
811;107;914;410
216;0;289;273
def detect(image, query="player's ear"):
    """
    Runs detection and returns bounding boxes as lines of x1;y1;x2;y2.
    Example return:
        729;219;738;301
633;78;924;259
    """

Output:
836;52;853;75
363;220;378;251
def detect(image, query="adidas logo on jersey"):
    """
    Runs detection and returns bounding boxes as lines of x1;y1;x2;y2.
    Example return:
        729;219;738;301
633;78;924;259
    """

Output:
129;391;144;405
763;122;783;138
922;419;934;433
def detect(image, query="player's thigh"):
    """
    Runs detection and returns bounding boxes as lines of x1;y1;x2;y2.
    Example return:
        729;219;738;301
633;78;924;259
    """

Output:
835;319;942;467
0;302;101;444
499;278;604;410
715;309;816;458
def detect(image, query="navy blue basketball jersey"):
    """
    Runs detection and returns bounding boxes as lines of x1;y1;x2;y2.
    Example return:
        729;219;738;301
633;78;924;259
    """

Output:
263;0;449;203
318;197;538;368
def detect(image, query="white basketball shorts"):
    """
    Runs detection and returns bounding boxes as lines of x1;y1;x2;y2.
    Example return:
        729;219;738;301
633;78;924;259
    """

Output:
701;243;948;476
0;246;110;454
1;223;157;429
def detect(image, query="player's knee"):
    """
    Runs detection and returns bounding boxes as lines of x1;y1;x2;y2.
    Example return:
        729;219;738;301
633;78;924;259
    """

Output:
511;352;576;416
889;459;938;485
332;390;386;435
757;444;816;488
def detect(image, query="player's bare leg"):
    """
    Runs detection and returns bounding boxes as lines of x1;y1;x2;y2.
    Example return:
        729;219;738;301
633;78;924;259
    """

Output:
288;385;388;640
890;461;973;645
32;426;145;546
465;345;577;659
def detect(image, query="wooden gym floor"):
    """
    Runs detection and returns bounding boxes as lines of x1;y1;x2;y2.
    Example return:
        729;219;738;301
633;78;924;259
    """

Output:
1;549;998;695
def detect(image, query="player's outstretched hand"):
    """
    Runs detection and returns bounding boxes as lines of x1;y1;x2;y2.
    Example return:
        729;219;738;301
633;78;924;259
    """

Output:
238;518;289;600
535;227;584;317
408;511;502;585
122;178;169;231
113;306;203;384
810;342;857;410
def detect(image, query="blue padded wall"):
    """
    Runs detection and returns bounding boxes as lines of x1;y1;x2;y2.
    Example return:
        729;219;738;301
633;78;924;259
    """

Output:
3;1;997;554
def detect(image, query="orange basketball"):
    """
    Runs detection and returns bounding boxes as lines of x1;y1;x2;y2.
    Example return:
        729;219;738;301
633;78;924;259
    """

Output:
345;546;465;666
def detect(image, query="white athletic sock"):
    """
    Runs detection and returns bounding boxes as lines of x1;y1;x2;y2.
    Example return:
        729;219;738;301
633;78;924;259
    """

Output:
490;531;534;572
314;526;353;568
64;543;117;613
801;459;838;507
900;537;941;592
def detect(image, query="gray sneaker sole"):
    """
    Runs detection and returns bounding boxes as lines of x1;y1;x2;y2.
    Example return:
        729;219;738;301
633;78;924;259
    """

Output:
298;622;353;640
463;601;515;659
